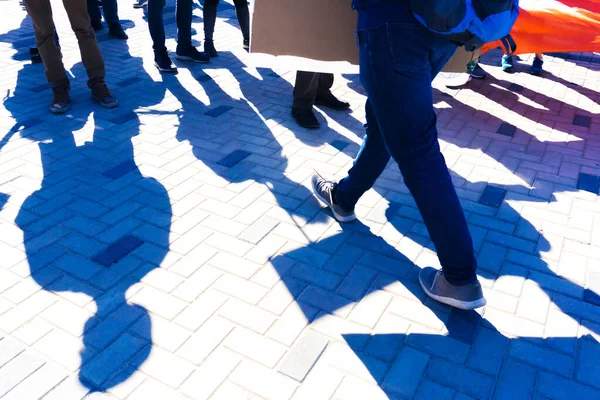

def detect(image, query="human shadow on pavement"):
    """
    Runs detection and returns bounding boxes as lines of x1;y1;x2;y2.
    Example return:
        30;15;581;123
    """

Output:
3;22;172;392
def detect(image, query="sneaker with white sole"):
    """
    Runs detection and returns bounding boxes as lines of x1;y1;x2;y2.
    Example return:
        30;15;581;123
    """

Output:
419;267;486;310
311;172;356;223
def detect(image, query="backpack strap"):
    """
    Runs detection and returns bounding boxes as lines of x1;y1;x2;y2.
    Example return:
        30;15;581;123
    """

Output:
500;34;517;55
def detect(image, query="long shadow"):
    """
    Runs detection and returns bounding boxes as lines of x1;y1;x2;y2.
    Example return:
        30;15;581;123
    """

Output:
3;21;172;392
170;50;359;224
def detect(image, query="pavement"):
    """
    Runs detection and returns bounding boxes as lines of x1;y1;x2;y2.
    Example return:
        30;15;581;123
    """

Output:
1;1;600;399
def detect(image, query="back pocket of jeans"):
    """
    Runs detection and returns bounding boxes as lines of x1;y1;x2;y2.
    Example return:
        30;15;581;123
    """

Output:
386;22;433;75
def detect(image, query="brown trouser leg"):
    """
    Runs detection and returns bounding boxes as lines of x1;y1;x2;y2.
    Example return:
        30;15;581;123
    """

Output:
23;0;105;88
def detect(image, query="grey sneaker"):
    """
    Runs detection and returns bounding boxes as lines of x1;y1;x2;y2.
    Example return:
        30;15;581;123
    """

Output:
419;267;486;310
311;172;356;223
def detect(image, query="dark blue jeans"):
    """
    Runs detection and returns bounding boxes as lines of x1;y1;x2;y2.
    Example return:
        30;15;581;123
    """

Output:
335;21;477;285
148;0;192;55
87;0;119;25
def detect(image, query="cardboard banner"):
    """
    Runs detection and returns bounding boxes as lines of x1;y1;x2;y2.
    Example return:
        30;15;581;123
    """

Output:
250;0;475;74
250;0;359;73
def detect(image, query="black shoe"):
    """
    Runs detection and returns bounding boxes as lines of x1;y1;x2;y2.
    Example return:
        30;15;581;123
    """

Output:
90;81;118;108
292;108;320;129
50;86;71;114
204;40;218;58
314;94;350;111
469;64;487;79
243;39;249;53
91;19;103;31
108;23;128;40
98;0;102;7
154;53;178;73
175;46;210;63
30;47;42;63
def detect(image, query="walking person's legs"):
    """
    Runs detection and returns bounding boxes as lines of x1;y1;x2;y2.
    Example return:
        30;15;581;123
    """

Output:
23;0;71;113
62;0;118;108
175;0;210;63
102;0;128;39
312;22;485;310
203;0;219;56
232;0;250;50
292;71;321;129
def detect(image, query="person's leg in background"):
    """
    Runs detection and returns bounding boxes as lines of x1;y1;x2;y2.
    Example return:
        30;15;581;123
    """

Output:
174;0;210;62
147;0;176;72
62;0;118;108
292;71;321;129
86;0;104;31
203;0;219;57
315;72;350;111
232;0;250;50
23;0;71;113
101;0;128;39
531;52;543;75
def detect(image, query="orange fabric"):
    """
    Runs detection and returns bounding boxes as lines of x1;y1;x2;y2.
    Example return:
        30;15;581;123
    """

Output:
482;0;600;55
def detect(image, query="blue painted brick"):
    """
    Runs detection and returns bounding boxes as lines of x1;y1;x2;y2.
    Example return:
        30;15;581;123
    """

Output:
573;115;591;128
415;380;454;400
487;231;537;254
291;264;343;291
467;327;508;376
93;235;144;267
497;122;517;137
297;286;351;315
68;199;109;219
479;185;507;208
110;112;138;125
584;272;600;306
102;161;137;179
286;246;330;269
446;309;481;345
576;335;600;389
359;251;413;278
79;333;147;389
216;150;251;167
426;358;494;399
205;105;233;117
60;233;105;257
116;77;141;87
476;242;507;274
509;340;574;377
136;207;171;229
28;247;66;273
537;372;600;400
577;173;600;194
330;140;349;151
382;345;430;398
366;333;404;363
324;245;364;275
195;73;213;83
84;304;145;351
336;265;378;301
30;83;53;93
494;358;536;400
509;83;524;93
90;256;143;290
406;332;471;364
54;253;104;280
63;216;108;237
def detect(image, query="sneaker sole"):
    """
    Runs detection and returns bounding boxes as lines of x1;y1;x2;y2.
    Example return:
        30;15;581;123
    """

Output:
418;277;487;310
175;55;210;64
49;104;70;114
311;181;356;223
154;62;178;73
313;101;350;111
93;96;119;108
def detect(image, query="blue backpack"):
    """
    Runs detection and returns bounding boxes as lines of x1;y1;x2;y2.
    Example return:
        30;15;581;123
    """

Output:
410;0;520;53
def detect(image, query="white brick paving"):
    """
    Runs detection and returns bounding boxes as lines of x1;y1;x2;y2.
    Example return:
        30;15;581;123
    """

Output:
1;0;600;399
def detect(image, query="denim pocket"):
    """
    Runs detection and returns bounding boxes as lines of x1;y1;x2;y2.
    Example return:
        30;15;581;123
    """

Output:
386;22;433;75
